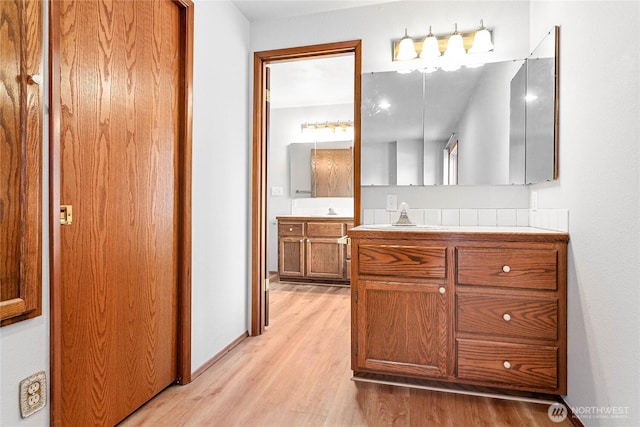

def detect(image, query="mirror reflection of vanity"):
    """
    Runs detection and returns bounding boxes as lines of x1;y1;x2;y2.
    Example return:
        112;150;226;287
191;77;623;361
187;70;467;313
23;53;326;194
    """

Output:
361;27;559;187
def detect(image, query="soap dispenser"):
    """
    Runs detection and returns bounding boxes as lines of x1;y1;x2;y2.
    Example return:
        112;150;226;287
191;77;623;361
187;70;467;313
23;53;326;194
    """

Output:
393;202;414;226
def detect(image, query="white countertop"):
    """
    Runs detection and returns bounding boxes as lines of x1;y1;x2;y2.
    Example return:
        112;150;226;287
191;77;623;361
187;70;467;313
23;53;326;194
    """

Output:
352;224;567;234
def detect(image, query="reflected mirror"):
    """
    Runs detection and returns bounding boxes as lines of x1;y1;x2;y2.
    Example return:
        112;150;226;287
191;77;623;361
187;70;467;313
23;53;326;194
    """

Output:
361;27;559;186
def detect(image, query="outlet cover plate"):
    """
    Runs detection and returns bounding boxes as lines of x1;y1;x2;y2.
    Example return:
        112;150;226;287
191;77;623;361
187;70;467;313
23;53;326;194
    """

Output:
19;371;47;418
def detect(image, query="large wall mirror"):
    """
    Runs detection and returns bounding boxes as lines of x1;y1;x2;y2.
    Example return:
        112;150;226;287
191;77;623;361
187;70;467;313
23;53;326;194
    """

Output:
361;27;559;186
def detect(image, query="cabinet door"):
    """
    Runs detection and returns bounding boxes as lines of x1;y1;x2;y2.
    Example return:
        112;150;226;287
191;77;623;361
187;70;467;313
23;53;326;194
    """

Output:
306;238;344;279
355;280;449;378
279;237;305;277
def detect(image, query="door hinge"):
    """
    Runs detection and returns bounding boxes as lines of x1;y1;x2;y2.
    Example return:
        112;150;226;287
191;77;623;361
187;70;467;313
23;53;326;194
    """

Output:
265;89;270;102
355;342;358;357
354;290;358;303
264;277;270;291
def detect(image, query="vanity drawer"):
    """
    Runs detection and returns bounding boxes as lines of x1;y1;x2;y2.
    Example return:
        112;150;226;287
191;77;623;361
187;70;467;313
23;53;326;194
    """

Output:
358;244;447;279
278;222;304;237
457;248;558;290
457;340;558;390
306;222;345;238
457;294;558;340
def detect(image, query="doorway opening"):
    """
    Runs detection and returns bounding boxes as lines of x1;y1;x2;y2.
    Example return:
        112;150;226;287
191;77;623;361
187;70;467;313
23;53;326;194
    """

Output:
251;41;362;335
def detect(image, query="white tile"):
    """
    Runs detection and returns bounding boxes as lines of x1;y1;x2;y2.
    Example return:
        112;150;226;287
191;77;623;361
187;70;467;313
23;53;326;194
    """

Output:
408;209;425;225
497;209;517;227
517;209;529;227
558;209;569;232
460;209;478;226
478;209;497;226
424;209;442;225
373;209;390;224
363;209;374;225
549;210;559;231
442;209;460;226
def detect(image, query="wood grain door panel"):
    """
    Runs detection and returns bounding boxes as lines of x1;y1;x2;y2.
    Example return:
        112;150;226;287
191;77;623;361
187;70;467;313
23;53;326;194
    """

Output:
306;238;344;279
357;280;448;379
52;0;190;424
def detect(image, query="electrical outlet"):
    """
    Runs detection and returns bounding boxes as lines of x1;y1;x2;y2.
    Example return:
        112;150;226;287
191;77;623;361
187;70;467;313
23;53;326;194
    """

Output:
19;371;46;418
386;194;397;211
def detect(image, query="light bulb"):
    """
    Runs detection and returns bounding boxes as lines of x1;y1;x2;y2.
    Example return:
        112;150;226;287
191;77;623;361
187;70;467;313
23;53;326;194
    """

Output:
397;28;417;61
420;26;441;59
470;19;494;53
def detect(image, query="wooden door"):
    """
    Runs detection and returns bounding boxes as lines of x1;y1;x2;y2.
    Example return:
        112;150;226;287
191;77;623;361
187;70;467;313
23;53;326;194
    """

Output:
356;280;449;379
50;1;192;425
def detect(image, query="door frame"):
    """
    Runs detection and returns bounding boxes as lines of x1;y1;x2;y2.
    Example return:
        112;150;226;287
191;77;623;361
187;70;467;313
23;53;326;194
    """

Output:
49;0;193;422
251;40;362;335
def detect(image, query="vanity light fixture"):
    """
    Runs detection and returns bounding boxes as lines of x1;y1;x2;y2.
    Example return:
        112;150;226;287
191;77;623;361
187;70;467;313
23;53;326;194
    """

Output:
396;28;418;61
444;24;466;58
391;20;494;62
300;120;354;133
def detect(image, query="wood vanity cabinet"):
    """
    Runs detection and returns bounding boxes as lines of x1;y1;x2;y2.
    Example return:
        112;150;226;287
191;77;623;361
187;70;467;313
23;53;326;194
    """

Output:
349;228;568;395
277;217;353;284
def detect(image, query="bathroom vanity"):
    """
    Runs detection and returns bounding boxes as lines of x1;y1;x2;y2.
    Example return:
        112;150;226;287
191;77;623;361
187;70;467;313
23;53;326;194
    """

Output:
348;225;568;394
277;216;353;284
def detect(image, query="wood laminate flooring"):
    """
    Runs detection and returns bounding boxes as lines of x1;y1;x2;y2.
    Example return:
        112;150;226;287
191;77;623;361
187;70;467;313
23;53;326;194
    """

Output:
120;282;574;426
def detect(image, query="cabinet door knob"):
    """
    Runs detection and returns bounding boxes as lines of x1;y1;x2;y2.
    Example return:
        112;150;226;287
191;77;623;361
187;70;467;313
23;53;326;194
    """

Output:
503;361;511;369
28;74;43;85
289;227;293;232
438;287;446;294
502;265;511;273
502;313;511;322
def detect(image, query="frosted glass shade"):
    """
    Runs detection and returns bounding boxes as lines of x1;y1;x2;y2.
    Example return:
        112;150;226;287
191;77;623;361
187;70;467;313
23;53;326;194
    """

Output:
420;35;441;59
470;28;494;53
444;33;465;58
397;33;418;61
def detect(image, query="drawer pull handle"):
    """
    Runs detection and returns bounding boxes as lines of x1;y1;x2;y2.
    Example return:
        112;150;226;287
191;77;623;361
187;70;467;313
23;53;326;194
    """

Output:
503;361;511;369
438;287;446;294
502;313;511;322
502;265;511;273
289;228;294;232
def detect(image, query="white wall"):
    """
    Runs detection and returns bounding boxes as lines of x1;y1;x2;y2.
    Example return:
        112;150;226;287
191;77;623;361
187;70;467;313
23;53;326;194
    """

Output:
190;0;251;370
457;60;520;184
529;2;640;426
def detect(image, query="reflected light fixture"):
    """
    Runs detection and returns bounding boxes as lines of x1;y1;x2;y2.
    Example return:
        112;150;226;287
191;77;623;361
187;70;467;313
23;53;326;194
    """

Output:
301;120;354;133
396;28;418;61
420;26;441;59
469;19;494;53
445;23;466;58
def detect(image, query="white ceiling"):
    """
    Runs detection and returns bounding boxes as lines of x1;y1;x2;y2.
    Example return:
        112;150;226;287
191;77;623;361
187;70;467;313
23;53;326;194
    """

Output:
232;0;394;22
268;55;354;109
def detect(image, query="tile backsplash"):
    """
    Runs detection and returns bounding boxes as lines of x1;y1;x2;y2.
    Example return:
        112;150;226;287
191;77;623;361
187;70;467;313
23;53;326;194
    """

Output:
362;208;569;232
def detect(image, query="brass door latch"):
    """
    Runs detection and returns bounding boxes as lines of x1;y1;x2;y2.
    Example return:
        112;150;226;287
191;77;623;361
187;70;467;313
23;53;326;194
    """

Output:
60;205;73;225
